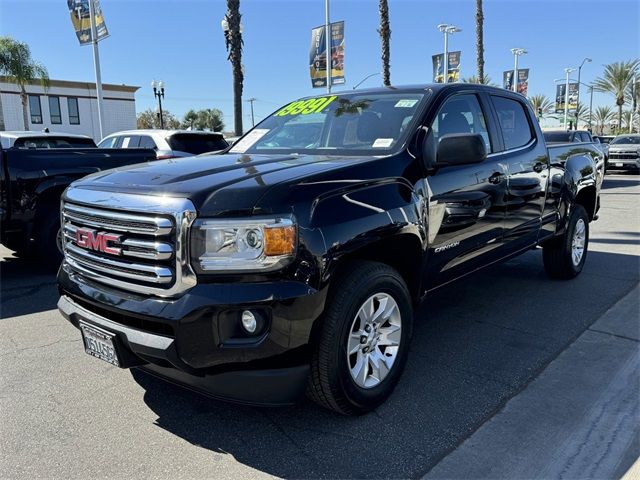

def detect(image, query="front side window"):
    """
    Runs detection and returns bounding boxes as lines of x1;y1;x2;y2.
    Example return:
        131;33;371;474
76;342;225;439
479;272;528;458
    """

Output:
67;97;80;124
48;96;61;124
230;91;429;156
98;136;119;148
430;94;492;152
29;95;42;124
492;96;534;150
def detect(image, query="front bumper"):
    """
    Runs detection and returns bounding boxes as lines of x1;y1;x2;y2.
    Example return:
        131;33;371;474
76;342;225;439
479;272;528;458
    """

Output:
607;156;640;170
58;264;326;405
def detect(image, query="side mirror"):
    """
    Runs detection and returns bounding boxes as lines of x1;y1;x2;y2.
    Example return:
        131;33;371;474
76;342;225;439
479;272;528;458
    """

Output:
436;133;487;167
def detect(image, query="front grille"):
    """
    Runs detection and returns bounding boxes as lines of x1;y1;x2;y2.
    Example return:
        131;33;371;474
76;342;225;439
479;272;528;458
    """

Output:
609;152;639;160
62;187;197;297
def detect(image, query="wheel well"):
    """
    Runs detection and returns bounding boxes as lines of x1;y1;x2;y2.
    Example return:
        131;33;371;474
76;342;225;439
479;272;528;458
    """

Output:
334;234;423;301
575;186;597;221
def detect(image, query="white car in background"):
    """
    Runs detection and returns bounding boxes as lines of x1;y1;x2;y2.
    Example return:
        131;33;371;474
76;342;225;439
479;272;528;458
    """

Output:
98;129;229;159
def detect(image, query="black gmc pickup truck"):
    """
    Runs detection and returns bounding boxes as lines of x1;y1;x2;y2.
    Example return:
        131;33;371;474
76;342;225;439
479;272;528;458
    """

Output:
57;84;603;415
0;142;155;265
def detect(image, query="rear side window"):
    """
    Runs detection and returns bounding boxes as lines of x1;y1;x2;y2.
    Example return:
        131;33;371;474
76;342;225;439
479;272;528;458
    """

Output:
139;135;157;149
13;137;96;149
492;96;534;150
120;136;141;148
167;134;229;154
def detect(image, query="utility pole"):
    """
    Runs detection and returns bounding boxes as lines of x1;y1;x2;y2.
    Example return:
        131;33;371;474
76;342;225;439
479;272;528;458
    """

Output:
563;67;575;128
575;57;591;129
588;85;594;131
247;97;256;127
510;48;527;93
325;0;332;93
88;0;104;139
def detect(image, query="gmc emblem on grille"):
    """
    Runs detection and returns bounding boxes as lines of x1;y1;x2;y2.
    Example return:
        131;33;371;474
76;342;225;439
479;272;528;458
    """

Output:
75;228;123;256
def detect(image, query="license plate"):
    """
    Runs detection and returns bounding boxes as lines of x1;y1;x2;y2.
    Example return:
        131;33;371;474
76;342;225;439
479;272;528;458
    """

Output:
80;322;120;367
615;163;623;167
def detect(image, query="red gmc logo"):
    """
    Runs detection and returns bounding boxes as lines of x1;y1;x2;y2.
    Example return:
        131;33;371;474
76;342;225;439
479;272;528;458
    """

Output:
75;228;123;256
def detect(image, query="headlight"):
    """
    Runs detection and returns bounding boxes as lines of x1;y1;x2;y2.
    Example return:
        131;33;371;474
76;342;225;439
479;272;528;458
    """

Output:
190;216;296;272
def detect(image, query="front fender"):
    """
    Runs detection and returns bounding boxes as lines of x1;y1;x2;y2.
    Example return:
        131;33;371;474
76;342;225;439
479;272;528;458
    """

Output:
309;178;426;284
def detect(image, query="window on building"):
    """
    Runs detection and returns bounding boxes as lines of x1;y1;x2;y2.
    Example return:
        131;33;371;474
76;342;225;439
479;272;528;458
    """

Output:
48;97;62;124
29;95;43;124
67;97;80;125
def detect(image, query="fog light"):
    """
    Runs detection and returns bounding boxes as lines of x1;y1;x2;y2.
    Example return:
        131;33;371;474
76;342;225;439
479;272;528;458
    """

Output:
241;310;257;334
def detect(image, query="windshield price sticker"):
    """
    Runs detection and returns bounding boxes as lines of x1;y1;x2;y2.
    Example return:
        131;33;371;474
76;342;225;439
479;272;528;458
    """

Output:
395;99;418;108
275;96;337;117
230;129;270;153
372;138;394;148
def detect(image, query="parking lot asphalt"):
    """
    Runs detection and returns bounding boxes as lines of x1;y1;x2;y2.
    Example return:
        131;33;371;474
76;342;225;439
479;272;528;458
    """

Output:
1;174;638;479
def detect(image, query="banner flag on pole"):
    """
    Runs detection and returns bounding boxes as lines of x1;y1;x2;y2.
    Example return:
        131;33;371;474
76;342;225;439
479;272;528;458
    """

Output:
432;51;461;83
68;0;109;45
309;21;345;88
503;69;529;95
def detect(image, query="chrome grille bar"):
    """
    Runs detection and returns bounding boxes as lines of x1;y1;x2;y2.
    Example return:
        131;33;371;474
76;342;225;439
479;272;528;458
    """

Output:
63;203;173;236
66;244;173;284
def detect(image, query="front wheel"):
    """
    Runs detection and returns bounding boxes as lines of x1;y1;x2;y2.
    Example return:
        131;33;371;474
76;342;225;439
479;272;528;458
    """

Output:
542;204;589;279
307;261;413;415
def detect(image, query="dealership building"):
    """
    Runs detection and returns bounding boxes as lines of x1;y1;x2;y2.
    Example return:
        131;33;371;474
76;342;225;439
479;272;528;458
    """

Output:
0;76;139;141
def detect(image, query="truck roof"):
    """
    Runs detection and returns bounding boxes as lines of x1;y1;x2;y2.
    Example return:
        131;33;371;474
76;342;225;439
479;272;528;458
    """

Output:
308;83;528;100
0;131;92;140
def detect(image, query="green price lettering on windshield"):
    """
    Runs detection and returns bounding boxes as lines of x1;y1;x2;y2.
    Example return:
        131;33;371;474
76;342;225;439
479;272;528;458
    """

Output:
275;96;337;117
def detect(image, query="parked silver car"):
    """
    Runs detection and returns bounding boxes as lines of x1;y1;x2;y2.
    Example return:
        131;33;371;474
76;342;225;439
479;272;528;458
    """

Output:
98;130;229;159
607;134;640;172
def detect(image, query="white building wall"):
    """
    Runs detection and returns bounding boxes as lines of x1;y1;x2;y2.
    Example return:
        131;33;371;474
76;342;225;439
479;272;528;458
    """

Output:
0;79;139;141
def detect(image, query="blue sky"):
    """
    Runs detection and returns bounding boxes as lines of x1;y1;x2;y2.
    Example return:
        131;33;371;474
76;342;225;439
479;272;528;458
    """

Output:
1;0;638;130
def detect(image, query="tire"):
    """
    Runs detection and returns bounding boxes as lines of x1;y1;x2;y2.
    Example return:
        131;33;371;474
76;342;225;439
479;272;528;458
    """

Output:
35;206;63;270
307;261;413;415
543;204;589;279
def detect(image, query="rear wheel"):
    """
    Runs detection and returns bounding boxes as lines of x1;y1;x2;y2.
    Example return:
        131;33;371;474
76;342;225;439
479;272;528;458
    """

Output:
307;261;413;415
543;204;589;279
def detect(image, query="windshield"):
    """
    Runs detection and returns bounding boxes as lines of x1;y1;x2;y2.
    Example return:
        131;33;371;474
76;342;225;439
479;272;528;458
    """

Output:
13;137;96;149
610;136;640;145
230;91;428;156
167;134;229;154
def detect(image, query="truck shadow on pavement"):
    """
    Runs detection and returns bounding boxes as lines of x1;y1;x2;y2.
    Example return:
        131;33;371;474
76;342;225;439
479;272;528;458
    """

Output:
0;253;60;319
132;249;639;479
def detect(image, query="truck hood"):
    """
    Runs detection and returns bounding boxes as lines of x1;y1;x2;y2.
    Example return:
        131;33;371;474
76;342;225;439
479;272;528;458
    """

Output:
73;152;382;215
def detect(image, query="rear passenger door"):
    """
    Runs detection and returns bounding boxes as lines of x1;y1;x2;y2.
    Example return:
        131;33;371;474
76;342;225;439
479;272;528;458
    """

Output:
424;92;509;287
490;95;549;251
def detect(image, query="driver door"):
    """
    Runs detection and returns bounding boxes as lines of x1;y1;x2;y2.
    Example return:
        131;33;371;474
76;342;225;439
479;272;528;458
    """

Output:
423;93;508;288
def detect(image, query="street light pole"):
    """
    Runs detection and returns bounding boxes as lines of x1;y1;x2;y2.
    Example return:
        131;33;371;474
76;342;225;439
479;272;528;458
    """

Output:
437;24;461;83
247;97;256;127
510;48;527;93
88;0;104;139
325;0;332;93
588;85;594;130
353;72;381;89
563;67;575;128
575;57;592;129
151;80;165;129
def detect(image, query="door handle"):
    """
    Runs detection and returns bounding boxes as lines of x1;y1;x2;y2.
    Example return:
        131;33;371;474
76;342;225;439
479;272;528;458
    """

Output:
488;172;504;184
533;162;546;173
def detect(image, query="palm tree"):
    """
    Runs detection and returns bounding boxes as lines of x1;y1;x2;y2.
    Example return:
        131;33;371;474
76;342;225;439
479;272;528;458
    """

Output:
593;106;614;134
593;60;639;131
621;110;636;133
573;102;592;128
0;36;49;131
528;94;554;120
223;1;243;136
476;0;484;82
378;0;391;86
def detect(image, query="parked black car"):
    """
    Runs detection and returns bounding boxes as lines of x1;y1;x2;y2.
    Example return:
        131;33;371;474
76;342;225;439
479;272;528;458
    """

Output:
57;84;604;414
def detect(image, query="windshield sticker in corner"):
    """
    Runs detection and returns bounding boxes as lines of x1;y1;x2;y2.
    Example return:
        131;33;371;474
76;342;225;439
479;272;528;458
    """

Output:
395;99;418;108
230;129;270;153
372;138;394;148
274;96;337;117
